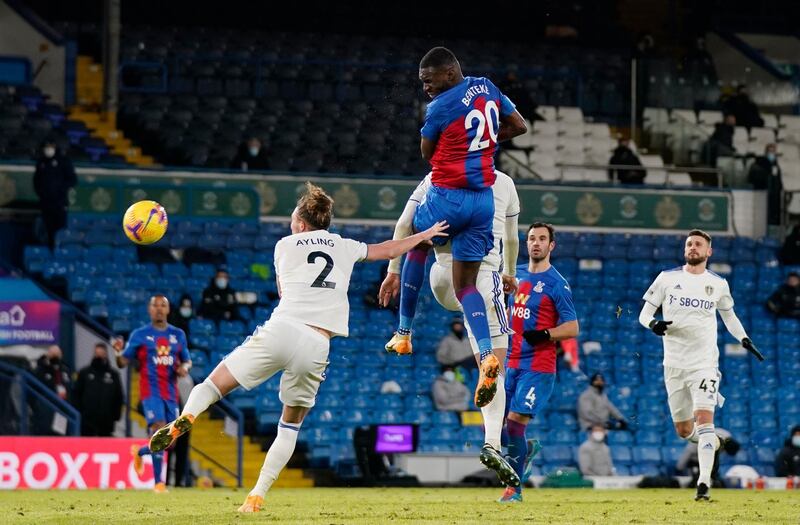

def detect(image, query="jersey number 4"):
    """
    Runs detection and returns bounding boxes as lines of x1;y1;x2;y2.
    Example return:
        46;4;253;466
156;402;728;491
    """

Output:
308;251;336;289
465;100;500;152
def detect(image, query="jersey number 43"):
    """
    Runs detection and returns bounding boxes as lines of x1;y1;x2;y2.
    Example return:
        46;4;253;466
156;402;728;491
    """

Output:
465;101;500;152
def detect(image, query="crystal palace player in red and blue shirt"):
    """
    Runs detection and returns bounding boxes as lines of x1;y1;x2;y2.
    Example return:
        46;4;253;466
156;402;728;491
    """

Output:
387;47;527;413
499;222;579;503
114;295;191;492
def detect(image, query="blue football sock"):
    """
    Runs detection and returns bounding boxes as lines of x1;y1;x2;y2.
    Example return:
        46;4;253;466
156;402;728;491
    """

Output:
398;249;427;335
455;285;492;359
506;419;527;491
152;452;163;484
138;445;150;457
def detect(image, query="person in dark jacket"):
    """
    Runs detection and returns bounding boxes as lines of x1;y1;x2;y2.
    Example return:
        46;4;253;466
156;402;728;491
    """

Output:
722;85;764;130
198;269;240;322
766;272;800;318
703;114;736;166
781;224;800;265
33;140;77;249
608;137;645;184
775;425;800;477
230;136;270;171
72;343;124;436
748;143;783;226
168;294;195;337
33;345;72;435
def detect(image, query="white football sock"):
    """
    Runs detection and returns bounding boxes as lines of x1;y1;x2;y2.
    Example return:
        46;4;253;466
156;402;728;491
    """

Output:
250;419;301;498
481;371;505;450
696;423;719;486
181;378;221;418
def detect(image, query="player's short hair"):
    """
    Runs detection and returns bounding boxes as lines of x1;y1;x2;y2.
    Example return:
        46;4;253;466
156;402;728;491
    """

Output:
297;181;334;230
419;47;458;69
688;229;712;245
527;222;555;243
149;294;169;305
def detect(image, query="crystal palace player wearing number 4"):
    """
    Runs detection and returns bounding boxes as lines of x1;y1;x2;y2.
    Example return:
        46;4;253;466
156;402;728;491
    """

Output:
639;229;761;502
500;222;579;503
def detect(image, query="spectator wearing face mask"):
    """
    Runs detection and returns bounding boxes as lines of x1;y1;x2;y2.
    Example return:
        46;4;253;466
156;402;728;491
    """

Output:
168;294;196;337
775;425;800;477
766;272;800;319
748;143;783;226
435;317;476;369
199;269;241;323
577;373;627;431
578;424;615;476
432;365;470;412
231;136;270;172
33;139;77;249
33;345;73;435
72;343;124;437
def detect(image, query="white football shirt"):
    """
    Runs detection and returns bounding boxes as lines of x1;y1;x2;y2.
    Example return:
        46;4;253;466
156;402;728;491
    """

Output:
410;170;520;272
270;230;368;337
643;266;734;370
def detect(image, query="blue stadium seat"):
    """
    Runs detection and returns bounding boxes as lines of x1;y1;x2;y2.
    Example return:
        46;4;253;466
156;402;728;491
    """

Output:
546;429;578;445
610;446;632;465
541;445;574;464
607;432;633;445
635;431;662;445
633;446;661;464
432;411;460;426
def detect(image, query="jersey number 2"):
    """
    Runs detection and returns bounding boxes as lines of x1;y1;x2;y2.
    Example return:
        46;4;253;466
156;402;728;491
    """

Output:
465;100;499;152
308;251;336;289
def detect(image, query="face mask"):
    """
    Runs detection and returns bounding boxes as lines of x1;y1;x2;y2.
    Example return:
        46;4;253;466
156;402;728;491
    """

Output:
443;371;455;382
793;436;800;448
91;357;107;368
593;384;604;393
452;327;465;339
50;357;61;365
43;147;55;158
592;431;605;442
767;153;776;163
248;146;260;156
215;278;228;289
180;307;192;318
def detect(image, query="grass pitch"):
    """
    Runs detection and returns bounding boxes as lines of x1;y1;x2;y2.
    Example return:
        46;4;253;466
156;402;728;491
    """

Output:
5;487;800;524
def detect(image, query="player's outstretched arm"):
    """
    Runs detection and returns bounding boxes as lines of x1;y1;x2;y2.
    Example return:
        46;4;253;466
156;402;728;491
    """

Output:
366;221;448;261
719;308;764;361
497;110;528;142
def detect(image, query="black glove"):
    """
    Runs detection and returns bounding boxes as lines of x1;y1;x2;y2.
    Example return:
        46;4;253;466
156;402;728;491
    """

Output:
522;329;551;346
648;319;672;336
741;337;765;361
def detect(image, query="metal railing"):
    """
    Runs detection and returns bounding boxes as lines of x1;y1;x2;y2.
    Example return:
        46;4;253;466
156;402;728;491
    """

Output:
0;360;80;436
188;397;244;488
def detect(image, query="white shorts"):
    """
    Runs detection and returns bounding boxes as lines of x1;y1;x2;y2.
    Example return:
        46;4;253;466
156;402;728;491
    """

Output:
663;366;726;422
429;262;513;353
223;317;330;408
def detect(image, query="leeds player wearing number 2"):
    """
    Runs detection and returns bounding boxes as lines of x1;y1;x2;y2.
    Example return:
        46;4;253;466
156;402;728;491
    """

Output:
147;183;448;513
639;229;761;502
379;169;521;488
386;47;527;410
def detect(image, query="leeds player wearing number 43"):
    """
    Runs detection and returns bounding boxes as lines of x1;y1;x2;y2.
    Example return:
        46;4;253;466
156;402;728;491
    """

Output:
387;47;527;410
147;183;448;513
639;229;761;502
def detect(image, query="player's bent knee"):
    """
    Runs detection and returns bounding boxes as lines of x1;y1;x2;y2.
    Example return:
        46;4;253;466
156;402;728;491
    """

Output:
282;405;310;425
693;409;715;425
674;420;694;438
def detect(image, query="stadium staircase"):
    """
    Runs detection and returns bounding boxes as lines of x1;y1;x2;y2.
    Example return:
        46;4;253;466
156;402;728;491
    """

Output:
69;55;154;167
128;370;311;488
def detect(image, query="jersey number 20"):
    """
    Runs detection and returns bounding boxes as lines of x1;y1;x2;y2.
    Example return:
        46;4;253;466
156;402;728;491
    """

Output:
308;251;336;289
465;100;499;152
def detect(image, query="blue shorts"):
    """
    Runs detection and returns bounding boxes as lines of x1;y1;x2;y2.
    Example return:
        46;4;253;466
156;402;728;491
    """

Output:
141;398;180;427
413;185;494;262
505;368;555;417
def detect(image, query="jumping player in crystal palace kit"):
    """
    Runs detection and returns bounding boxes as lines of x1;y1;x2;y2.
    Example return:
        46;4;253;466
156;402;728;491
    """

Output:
639;229;762;501
386;46;528;413
113;295;191;493
500;222;579;503
379;169;521;488
147;183;448;513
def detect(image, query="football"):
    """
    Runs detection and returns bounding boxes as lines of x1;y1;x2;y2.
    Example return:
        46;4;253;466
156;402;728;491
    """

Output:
123;200;168;245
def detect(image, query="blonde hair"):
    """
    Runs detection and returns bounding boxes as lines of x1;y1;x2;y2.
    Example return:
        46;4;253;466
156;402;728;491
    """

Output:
297;181;334;230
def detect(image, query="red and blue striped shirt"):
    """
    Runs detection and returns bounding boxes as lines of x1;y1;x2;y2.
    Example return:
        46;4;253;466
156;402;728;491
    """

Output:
122;323;190;402
507;266;577;373
421;76;516;190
